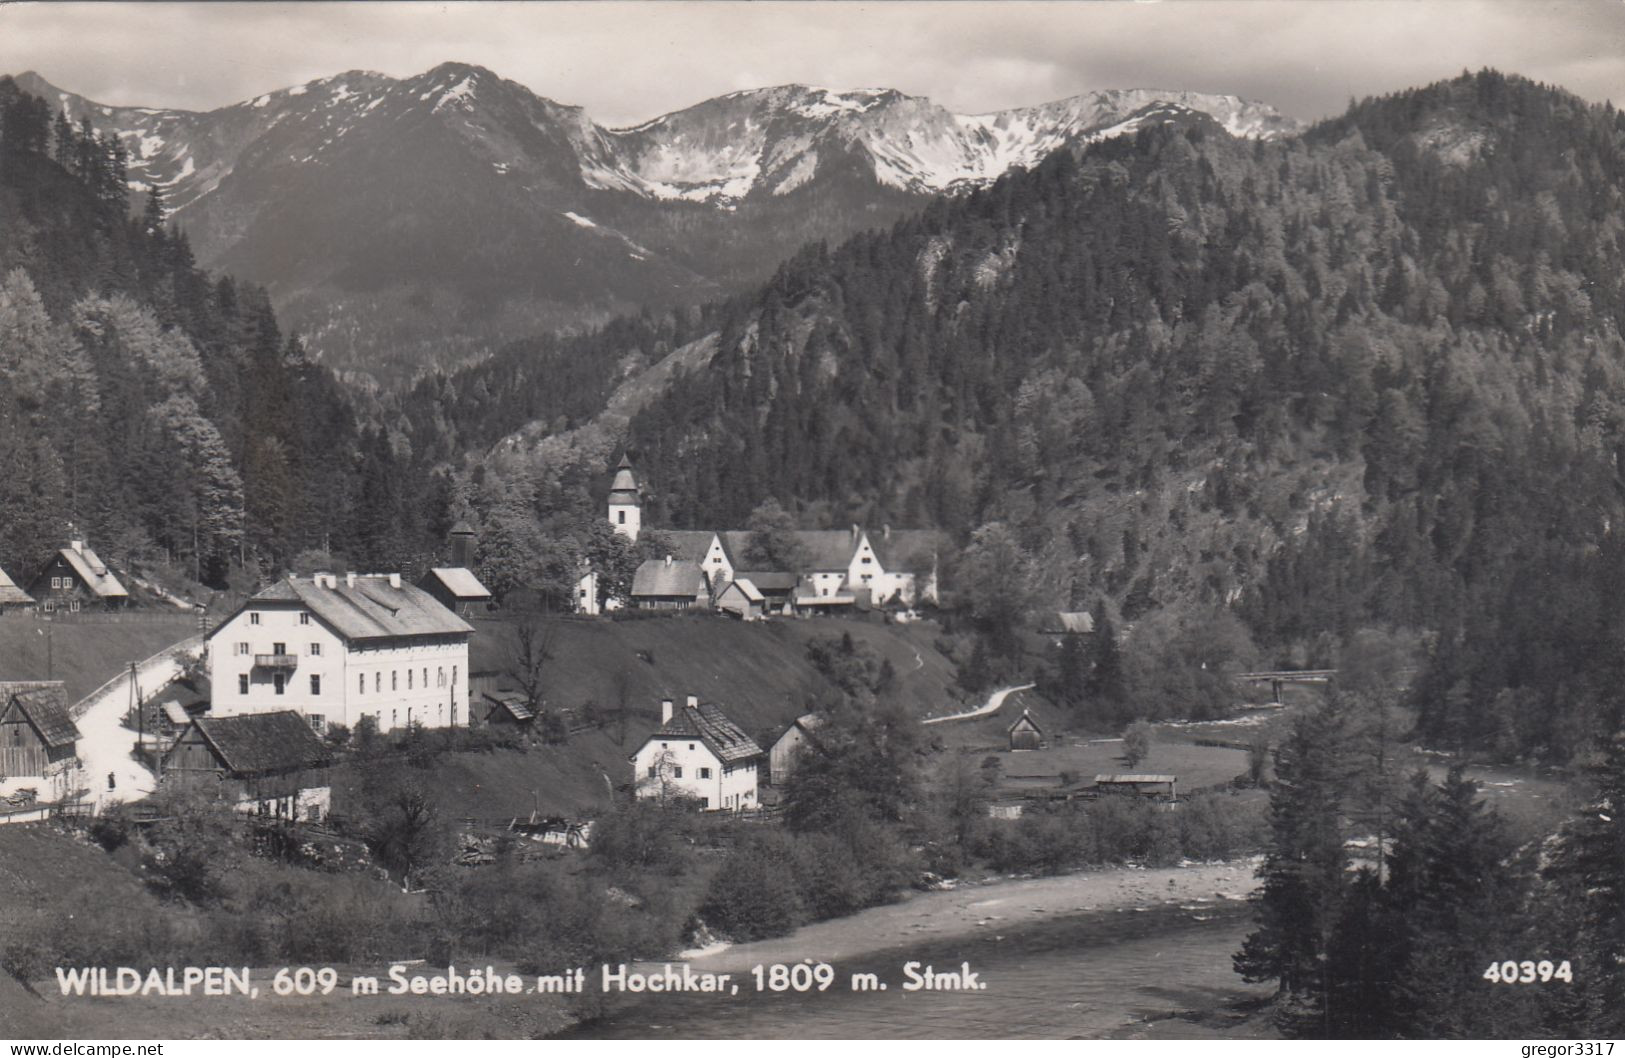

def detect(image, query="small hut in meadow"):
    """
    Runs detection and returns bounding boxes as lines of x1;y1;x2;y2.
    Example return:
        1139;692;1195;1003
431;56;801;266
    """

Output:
1007;709;1045;751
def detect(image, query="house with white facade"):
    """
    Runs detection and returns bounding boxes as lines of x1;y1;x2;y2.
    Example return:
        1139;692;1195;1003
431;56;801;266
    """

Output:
206;572;473;734
632;694;763;810
584;454;945;615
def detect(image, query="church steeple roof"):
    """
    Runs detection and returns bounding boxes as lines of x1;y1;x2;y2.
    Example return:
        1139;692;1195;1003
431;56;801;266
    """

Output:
609;453;641;504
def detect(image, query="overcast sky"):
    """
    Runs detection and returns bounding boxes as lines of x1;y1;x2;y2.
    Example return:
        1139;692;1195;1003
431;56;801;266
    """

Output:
3;1;1623;126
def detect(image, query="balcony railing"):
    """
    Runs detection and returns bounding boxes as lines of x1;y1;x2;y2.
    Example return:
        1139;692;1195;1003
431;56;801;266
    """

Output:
253;653;298;669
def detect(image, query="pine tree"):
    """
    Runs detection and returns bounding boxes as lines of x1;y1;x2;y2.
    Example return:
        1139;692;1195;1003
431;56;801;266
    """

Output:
1235;696;1356;1036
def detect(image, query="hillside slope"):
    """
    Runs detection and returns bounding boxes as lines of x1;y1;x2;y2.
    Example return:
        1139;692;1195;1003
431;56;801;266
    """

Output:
345;614;968;817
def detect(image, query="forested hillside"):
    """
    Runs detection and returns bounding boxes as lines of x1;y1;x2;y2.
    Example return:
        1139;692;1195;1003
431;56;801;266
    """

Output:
399;71;1625;761
0;77;449;589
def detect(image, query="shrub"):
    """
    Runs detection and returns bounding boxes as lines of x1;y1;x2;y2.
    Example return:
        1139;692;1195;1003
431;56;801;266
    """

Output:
699;830;806;941
1122;721;1154;768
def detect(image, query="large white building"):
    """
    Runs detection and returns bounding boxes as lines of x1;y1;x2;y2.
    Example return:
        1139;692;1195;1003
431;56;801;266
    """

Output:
632;695;763;811
206;573;473;735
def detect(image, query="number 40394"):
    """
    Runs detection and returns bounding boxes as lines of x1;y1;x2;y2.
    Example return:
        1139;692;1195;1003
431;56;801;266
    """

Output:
1483;960;1573;984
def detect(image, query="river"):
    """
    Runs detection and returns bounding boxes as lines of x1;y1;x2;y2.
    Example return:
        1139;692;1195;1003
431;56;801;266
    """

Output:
560;901;1272;1039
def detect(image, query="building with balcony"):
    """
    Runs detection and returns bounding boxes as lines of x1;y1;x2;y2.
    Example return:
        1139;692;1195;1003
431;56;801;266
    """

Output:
205;572;473;734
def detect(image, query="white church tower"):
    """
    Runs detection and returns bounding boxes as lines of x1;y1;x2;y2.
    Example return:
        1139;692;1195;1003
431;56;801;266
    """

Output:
608;453;642;542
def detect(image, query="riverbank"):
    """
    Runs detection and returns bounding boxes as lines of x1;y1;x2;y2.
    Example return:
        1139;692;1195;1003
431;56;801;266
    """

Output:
687;855;1264;974
566;857;1271;1039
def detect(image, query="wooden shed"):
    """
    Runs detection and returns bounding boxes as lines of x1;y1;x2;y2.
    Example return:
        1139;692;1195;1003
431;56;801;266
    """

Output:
163;711;335;822
1092;774;1178;800
1007;709;1045;751
0;682;83;803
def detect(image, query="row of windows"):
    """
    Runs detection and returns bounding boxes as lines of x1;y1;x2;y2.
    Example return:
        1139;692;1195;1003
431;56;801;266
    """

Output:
647;764;714;780
235;642;320;656
246;611;311;626
357;666;457;695
239;674;321;695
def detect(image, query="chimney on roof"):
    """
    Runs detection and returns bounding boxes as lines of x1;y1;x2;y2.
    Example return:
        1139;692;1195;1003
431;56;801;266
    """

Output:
852;524;860;541
388;573;401;589
345;572;356;588
314;572;333;589
70;538;84;554
883;524;891;541
686;693;698;709
661;697;673;724
665;554;673;567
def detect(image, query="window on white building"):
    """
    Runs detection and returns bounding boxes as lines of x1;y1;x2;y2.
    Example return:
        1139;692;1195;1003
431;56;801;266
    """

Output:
617;511;626;524
391;672;397;691
273;674;286;695
250;612;260;625
310;675;321;695
237;642;250;656
307;714;325;733
359;673;365;694
699;767;711;779
407;670;413;690
310;643;321;656
673;766;683;778
238;674;248;694
299;613;311;625
375;673;381;693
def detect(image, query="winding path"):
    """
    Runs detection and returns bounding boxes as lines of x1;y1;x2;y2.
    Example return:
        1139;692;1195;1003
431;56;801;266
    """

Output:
71;635;201;810
921;682;1036;725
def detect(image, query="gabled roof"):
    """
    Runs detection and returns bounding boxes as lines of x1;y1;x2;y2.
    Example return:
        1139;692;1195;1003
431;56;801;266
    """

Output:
184;711;334;775
0;566;33;606
1008;709;1044;735
483;690;534;722
213;575;473;643
789;530;863;571
56;545;128;598
647;530;721;564
0;682;78;748
648;701;763;763
735;570;798;592
721;578;764;603
631;558;707;598
421;567;492;600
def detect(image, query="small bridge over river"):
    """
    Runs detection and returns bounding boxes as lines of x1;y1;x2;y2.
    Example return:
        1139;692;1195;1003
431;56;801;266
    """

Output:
1234;669;1336;703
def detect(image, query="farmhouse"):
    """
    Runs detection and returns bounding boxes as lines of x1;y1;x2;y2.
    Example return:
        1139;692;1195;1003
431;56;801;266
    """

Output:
768;712;824;785
0;566;33;613
206;572;472;734
28;537;128;611
417;566;494;617
629;556;709;610
0;681;84;804
632;695;763;810
162;710;335;821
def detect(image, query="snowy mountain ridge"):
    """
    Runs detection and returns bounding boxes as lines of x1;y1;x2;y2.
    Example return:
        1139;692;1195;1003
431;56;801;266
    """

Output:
16;64;1300;214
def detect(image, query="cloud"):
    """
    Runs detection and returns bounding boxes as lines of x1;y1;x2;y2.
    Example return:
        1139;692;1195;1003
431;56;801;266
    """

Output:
2;0;1621;124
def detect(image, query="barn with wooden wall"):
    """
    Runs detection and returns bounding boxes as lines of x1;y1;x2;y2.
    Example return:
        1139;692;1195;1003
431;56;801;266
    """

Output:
0;682;83;803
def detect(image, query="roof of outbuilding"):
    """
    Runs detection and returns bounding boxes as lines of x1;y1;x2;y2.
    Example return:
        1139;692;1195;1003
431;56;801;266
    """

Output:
1008;709;1044;734
649;701;763;763
57;545;128;598
1094;774;1178;784
217;575;473;643
631;558;708;598
0;566;33;606
735;570;799;592
0;682;78;748
722;578;764;602
185;711;334;775
1042;611;1096;634
421;567;492;600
